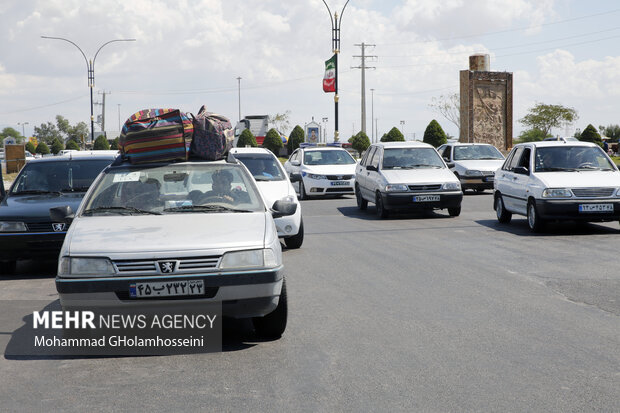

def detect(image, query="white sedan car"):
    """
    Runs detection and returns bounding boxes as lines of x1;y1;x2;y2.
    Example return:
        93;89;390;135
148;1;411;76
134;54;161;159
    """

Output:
284;146;357;199
230;147;303;249
437;142;505;192
494;140;620;232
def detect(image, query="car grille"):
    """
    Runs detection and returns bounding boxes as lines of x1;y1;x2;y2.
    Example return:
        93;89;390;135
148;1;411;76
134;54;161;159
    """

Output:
325;187;354;193
326;175;353;180
408;184;442;191
26;222;53;232
571;188;615;198
115;287;219;301
113;256;222;275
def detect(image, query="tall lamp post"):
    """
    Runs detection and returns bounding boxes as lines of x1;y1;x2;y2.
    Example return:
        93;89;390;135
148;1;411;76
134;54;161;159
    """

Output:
41;36;136;143
321;0;350;142
17;122;29;138
322;117;328;143
236;76;242;121
370;89;374;142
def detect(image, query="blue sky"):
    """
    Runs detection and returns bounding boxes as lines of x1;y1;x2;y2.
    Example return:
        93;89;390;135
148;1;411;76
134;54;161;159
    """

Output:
1;0;619;142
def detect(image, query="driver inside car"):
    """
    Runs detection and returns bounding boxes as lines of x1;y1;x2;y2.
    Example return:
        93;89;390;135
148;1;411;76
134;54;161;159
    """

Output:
198;169;250;204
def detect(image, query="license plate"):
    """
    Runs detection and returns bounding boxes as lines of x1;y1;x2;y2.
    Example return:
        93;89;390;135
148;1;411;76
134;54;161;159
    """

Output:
578;204;613;213
330;181;350;186
129;279;205;298
413;195;440;202
484;176;494;182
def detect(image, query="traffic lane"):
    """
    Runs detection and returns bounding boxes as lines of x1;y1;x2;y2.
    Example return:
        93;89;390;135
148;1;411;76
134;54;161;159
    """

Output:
0;194;618;412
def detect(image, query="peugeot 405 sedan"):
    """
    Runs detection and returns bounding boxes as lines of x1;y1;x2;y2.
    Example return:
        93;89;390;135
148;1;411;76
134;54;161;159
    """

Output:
437;142;505;192
0;151;117;274
355;141;463;218
494;140;620;232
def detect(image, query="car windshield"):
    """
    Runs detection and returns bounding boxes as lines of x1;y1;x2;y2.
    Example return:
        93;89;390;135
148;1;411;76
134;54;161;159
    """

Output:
304;150;355;165
453;145;504;160
81;163;264;216
10;159;112;195
233;153;285;181
382;148;445;169
534;146;616;172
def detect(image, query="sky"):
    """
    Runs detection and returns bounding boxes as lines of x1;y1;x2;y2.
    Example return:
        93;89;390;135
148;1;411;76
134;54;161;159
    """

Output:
1;0;620;143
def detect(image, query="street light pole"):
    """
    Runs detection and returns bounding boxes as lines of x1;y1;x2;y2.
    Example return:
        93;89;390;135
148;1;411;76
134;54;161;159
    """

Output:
237;76;242;121
370;89;374;143
322;0;350;142
17;122;29;137
41;36;136;143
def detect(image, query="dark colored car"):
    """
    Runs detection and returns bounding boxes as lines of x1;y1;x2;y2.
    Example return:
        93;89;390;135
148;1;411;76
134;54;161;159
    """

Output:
0;152;117;274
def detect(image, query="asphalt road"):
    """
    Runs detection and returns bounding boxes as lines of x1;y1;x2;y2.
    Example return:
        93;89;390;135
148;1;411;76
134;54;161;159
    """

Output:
1;192;619;412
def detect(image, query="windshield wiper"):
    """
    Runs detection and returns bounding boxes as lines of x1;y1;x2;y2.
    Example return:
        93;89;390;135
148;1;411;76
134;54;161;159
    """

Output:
164;205;253;213
83;206;161;215
11;190;62;195
60;186;91;192
479;157;502;160
411;164;442;168
253;176;272;181
538;167;578;172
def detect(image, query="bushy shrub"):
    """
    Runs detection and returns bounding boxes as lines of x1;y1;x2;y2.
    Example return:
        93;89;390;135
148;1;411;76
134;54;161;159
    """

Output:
263;128;283;155
349;131;370;157
237;128;257;147
288;125;305;153
93;135;110;150
35;142;50;155
380;127;405;142
423;120;447;148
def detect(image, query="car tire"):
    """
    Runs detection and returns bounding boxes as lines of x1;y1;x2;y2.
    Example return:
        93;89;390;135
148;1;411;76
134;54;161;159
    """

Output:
298;180;307;200
356;185;367;210
252;277;288;339
376;192;388;219
284;219;304;249
527;199;545;232
495;195;512;223
448;206;461;217
0;260;16;275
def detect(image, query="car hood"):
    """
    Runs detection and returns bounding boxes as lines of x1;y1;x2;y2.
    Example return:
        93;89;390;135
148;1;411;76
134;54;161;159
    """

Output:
536;170;620;189
255;180;297;208
64;212;268;256
302;164;357;175
381;168;458;184
0;193;85;221
453;159;504;171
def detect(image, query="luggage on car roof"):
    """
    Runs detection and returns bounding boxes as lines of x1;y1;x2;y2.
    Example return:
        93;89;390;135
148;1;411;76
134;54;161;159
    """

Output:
189;105;234;161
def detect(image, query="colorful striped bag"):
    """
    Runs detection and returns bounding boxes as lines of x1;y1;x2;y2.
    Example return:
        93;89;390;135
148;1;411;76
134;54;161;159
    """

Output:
120;108;194;164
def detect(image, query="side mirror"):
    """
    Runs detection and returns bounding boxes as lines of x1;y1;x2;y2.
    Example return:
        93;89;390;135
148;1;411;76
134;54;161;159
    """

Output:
50;205;75;224
514;166;529;175
446;162;455;168
271;200;297;218
366;165;378;172
289;173;302;183
443;157;450;162
291;160;301;166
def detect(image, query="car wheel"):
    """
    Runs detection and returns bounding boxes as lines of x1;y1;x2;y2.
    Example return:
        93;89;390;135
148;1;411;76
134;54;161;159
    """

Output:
527;199;545;232
356;185;367;210
495;195;512;223
284;219;304;249
298;180;307;200
475;188;485;193
448;206;461;217
0;260;16;275
376;192;388;219
252;277;288;339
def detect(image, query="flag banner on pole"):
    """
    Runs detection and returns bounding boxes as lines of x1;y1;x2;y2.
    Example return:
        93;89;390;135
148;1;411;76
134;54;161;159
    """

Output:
323;54;336;93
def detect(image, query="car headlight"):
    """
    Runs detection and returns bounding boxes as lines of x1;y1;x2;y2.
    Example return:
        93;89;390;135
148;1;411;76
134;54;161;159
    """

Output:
385;184;408;192
58;257;115;277
307;173;327;180
616;188;620;197
465;170;482;176
542;188;573;198
443;182;461;190
219;249;279;269
0;221;27;232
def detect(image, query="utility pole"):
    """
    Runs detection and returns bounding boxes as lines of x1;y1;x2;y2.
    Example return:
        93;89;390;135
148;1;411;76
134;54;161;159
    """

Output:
370;89;375;142
97;90;109;133
352;43;376;135
237;76;242;121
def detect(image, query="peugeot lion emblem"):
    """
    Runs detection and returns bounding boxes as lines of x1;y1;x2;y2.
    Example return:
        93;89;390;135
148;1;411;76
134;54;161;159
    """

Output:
337;176;343;180
158;261;176;273
52;223;66;232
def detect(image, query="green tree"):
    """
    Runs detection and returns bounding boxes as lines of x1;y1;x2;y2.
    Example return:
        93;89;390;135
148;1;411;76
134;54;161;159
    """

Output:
109;137;119;151
262;128;283;155
599;124;620;142
93;135;110;150
519;103;578;137
67;122;89;143
348;131;370;157
516;128;550;143
578;124;602;146
380;127;405;142
36;142;50;155
429;93;460;138
237;128;257;147
51;138;64;155
65;140;80;151
423;120;447;148
34;122;62;145
269;111;291;135
56;115;71;137
25;141;36;153
287;125;305;153
0;127;24;143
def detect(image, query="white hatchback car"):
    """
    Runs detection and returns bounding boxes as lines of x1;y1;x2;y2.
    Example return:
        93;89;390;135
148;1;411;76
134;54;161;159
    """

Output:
494;141;620;232
355;141;463;218
230;147;303;249
437;142;505;192
284;145;357;199
51;157;297;338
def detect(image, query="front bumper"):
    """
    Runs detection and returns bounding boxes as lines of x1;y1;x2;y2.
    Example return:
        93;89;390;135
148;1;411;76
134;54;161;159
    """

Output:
0;231;66;261
459;175;495;190
56;267;283;318
536;199;620;221
274;207;302;237
302;177;355;196
382;191;463;211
